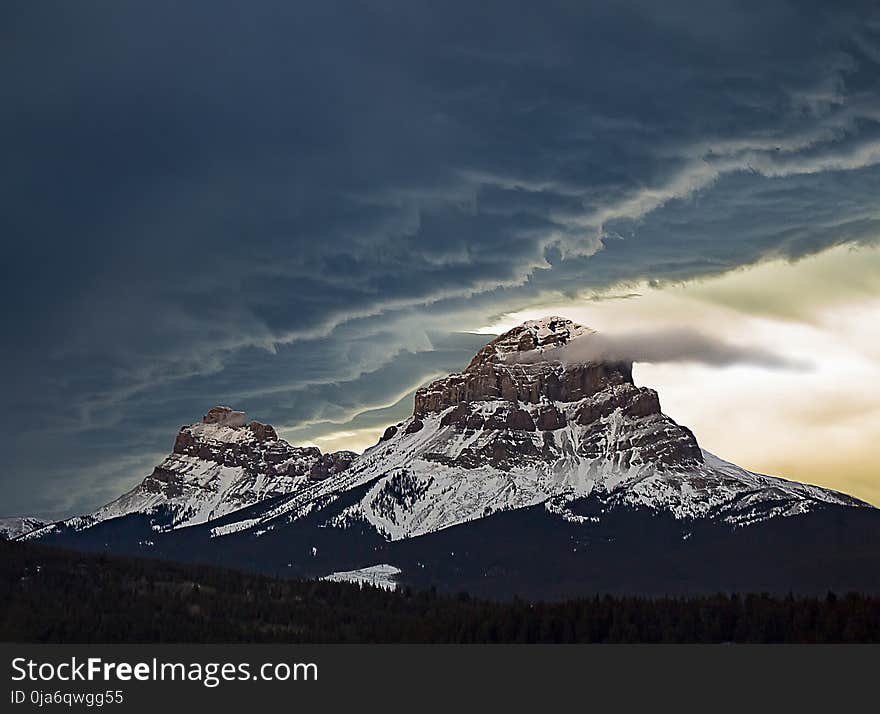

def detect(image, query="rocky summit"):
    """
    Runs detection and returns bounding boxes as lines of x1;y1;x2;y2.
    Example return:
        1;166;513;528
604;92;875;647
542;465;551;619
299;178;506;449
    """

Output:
21;318;880;599
410;317;701;472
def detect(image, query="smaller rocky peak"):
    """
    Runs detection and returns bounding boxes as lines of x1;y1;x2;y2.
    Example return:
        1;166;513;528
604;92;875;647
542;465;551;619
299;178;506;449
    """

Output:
202;406;247;428
200;408;280;441
173;407;282;455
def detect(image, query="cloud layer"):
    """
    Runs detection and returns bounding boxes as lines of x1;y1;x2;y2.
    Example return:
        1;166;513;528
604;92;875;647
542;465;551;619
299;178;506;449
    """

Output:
2;1;880;516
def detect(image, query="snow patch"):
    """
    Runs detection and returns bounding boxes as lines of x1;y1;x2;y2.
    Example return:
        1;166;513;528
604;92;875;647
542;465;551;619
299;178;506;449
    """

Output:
321;564;402;591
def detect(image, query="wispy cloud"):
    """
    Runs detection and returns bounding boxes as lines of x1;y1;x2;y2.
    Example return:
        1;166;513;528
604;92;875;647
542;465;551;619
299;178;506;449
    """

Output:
511;328;808;370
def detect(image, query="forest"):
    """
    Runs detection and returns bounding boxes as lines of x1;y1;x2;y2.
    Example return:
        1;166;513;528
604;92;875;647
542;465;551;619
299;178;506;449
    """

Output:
2;540;879;643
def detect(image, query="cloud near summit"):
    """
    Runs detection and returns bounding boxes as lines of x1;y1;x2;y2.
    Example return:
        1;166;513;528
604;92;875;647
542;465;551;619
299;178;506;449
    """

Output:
510;328;808;370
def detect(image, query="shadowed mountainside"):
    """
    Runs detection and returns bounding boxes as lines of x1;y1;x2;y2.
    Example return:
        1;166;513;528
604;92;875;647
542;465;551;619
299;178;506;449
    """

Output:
2;540;880;643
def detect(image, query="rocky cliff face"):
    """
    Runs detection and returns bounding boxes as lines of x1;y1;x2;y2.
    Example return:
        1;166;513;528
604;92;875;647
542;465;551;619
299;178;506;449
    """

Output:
414;318;630;413
410;317;701;472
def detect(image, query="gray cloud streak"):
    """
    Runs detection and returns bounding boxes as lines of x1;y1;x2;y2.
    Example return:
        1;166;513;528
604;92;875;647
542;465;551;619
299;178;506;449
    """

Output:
513;328;809;370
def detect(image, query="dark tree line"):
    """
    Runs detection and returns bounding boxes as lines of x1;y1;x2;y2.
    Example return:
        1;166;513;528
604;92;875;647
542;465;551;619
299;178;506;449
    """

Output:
1;540;879;643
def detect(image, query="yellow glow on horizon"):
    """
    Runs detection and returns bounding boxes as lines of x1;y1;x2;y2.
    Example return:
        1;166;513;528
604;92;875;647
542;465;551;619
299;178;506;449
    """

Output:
302;427;388;454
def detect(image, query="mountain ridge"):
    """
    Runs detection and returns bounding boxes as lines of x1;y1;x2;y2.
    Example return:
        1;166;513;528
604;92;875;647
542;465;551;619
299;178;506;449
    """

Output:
20;317;878;599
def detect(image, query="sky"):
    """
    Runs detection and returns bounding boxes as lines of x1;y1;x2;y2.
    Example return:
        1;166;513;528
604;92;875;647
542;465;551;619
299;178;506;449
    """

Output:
2;1;879;518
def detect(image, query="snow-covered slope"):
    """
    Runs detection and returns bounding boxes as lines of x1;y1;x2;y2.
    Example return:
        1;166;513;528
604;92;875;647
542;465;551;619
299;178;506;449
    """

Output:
26;406;355;538
321;564;401;591
0;517;48;540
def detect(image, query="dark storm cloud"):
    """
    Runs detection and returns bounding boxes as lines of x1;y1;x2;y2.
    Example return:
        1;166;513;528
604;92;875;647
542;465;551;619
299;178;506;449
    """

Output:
3;1;880;516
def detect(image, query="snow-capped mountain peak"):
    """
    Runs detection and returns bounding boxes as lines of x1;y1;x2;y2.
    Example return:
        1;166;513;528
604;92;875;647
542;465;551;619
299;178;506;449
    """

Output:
27;406;356;537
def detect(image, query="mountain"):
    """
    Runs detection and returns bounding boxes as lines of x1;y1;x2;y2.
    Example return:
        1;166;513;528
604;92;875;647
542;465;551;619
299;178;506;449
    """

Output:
0;517;47;540
24;317;880;599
